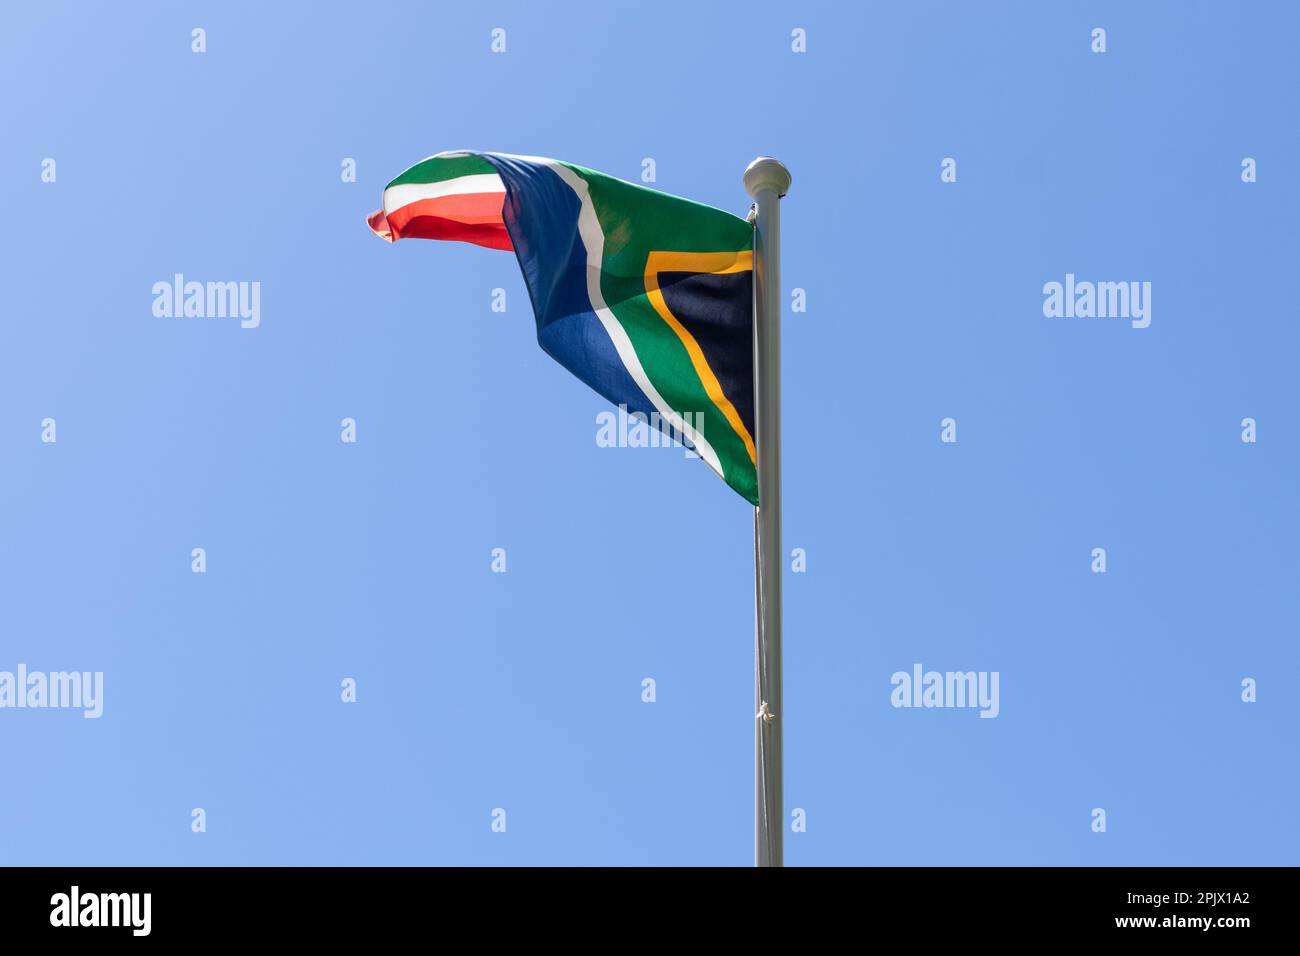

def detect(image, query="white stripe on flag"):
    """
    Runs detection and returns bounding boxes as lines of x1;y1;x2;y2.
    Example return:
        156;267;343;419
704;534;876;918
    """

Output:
383;173;506;215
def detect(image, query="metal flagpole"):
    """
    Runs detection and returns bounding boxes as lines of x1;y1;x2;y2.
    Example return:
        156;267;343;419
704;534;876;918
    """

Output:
745;156;791;868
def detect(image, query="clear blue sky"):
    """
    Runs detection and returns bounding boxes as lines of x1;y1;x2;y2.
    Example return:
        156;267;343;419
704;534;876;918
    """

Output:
2;1;1296;865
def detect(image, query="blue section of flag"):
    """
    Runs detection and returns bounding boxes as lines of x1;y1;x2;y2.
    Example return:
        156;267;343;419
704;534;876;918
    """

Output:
481;154;658;427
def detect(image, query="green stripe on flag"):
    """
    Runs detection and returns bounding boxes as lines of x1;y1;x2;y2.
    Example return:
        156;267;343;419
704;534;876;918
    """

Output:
388;154;498;188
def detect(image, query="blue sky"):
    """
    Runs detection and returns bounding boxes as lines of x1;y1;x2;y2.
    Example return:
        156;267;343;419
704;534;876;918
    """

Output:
1;0;1296;865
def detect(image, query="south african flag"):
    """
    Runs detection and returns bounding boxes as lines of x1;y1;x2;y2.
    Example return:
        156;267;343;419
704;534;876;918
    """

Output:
368;152;758;504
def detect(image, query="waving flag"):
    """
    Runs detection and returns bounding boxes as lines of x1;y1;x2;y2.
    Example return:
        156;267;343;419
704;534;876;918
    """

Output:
369;151;758;504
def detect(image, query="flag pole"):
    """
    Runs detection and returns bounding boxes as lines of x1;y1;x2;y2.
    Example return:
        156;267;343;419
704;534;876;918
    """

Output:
745;156;791;868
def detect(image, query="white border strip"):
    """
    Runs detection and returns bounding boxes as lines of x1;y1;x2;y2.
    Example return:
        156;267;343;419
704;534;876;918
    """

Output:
383;174;506;216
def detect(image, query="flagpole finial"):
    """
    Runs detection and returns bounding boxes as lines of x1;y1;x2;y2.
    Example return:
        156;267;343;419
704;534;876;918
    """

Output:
743;157;791;199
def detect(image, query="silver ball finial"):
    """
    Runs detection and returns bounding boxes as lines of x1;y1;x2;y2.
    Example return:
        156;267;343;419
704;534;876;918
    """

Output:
743;157;791;198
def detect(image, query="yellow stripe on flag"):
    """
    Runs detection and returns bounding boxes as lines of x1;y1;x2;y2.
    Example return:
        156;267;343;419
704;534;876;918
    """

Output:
643;250;757;466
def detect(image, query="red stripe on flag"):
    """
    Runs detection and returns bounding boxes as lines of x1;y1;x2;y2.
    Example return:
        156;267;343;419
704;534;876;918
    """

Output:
379;192;512;251
367;207;395;242
389;215;513;250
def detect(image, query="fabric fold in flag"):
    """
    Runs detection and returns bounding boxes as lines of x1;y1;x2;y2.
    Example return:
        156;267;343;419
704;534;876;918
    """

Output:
368;150;758;504
367;153;511;249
